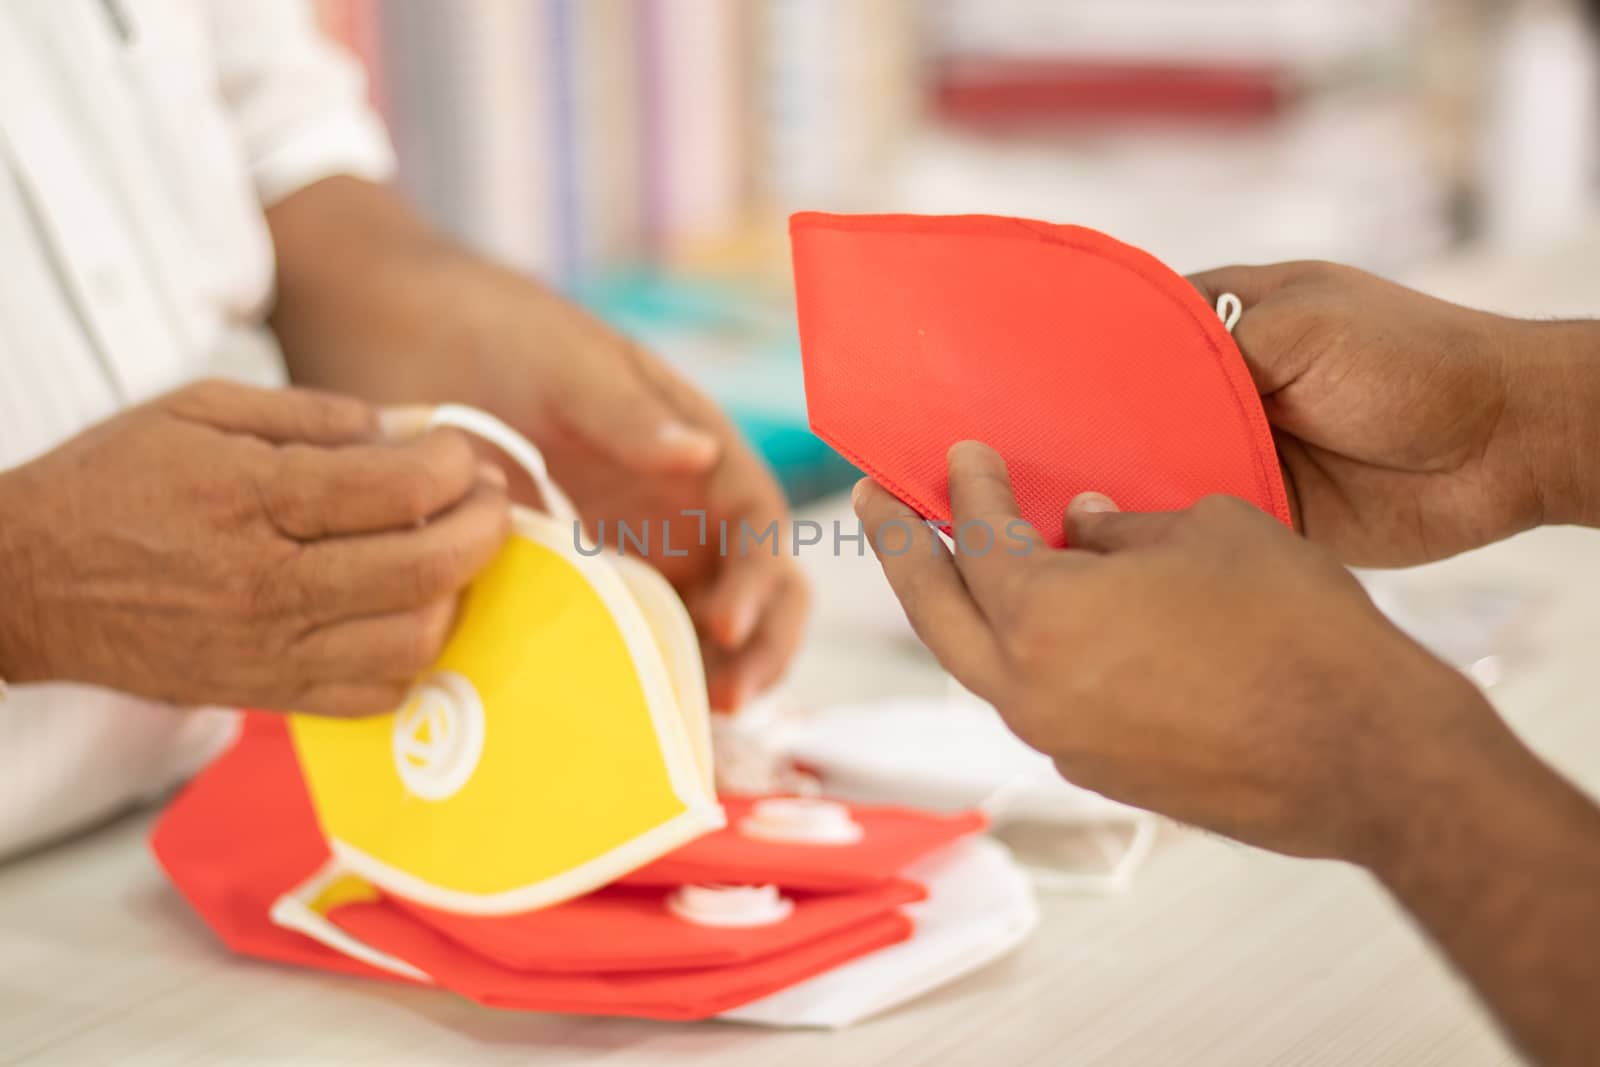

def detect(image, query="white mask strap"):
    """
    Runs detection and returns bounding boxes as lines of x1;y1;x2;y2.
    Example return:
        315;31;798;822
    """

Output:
1216;292;1243;334
979;769;1159;895
1020;815;1158;895
423;404;580;525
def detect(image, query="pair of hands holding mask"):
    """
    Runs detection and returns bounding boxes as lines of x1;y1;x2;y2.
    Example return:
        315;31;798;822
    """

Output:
856;261;1594;860
855;261;1600;1064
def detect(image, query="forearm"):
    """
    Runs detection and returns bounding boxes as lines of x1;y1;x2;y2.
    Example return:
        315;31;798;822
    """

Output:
1359;719;1600;1065
0;465;47;684
264;176;569;410
1502;318;1600;530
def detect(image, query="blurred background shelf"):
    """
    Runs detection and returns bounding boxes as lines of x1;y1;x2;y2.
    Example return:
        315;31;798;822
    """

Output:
314;0;1600;506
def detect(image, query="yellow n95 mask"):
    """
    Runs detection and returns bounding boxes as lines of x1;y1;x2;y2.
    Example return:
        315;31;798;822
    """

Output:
287;405;724;916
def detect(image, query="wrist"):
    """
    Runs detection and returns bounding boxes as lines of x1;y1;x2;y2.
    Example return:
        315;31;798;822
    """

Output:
1497;318;1600;530
1348;682;1577;885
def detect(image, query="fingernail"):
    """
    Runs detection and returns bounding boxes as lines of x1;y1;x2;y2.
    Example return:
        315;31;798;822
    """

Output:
1069;491;1119;515
657;421;718;458
379;405;435;441
477;461;508;489
851;478;870;510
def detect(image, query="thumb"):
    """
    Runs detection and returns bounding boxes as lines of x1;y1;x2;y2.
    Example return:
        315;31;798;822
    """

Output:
1064;492;1178;553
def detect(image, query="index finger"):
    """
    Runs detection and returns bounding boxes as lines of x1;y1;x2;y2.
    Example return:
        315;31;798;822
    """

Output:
853;478;1006;694
163;379;378;446
288;479;512;618
263;427;486;539
1185;262;1321;394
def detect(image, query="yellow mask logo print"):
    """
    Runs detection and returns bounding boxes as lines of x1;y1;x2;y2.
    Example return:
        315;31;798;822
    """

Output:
287;508;723;916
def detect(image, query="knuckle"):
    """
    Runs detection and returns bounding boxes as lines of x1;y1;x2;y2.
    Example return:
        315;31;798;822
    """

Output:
266;546;323;619
1192;494;1249;523
303;391;376;441
168;377;232;412
1001;593;1059;665
254;444;343;541
289;678;332;716
1287;259;1341;286
396;468;446;523
239;546;298;619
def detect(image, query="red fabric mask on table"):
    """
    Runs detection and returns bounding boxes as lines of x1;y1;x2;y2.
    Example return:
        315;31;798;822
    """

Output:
620;795;984;893
150;715;939;1019
394;878;925;974
791;212;1291;545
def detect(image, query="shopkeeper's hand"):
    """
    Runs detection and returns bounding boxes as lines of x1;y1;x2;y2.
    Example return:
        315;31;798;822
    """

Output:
268;178;808;710
499;298;810;711
0;380;509;716
1188;261;1600;566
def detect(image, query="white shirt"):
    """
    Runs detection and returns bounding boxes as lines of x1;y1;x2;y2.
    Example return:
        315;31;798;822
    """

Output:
0;0;394;859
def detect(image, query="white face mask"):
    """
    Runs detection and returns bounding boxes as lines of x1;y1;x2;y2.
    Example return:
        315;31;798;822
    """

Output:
720;836;1037;1029
771;691;1157;895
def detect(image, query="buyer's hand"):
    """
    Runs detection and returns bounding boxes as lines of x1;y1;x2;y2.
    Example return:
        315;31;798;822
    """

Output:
854;442;1533;860
0;380;510;716
1188;261;1595;566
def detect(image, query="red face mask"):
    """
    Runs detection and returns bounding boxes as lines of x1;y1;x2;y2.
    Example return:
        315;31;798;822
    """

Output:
328;898;912;1020
150;715;974;1020
791;212;1291;545
391;877;926;974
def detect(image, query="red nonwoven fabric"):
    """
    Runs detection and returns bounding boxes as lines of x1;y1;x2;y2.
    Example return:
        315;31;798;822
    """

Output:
149;713;399;983
620;796;985;893
394;878;926;973
791;212;1291;547
330;901;913;1021
149;717;927;1018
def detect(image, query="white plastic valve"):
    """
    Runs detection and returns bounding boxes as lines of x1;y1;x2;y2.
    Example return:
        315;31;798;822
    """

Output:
737;797;865;846
667;883;795;928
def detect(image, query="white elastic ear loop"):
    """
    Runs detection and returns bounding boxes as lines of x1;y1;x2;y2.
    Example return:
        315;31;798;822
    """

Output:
979;769;1159;895
425;404;580;525
1022;815;1158;895
1216;292;1243;334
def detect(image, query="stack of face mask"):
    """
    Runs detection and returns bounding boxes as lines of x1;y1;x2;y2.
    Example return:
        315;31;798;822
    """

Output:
151;406;1034;1027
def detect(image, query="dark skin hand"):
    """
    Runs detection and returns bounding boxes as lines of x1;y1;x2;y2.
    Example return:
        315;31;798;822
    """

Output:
855;257;1600;1064
1187;261;1600;566
266;176;808;710
857;445;1600;1065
